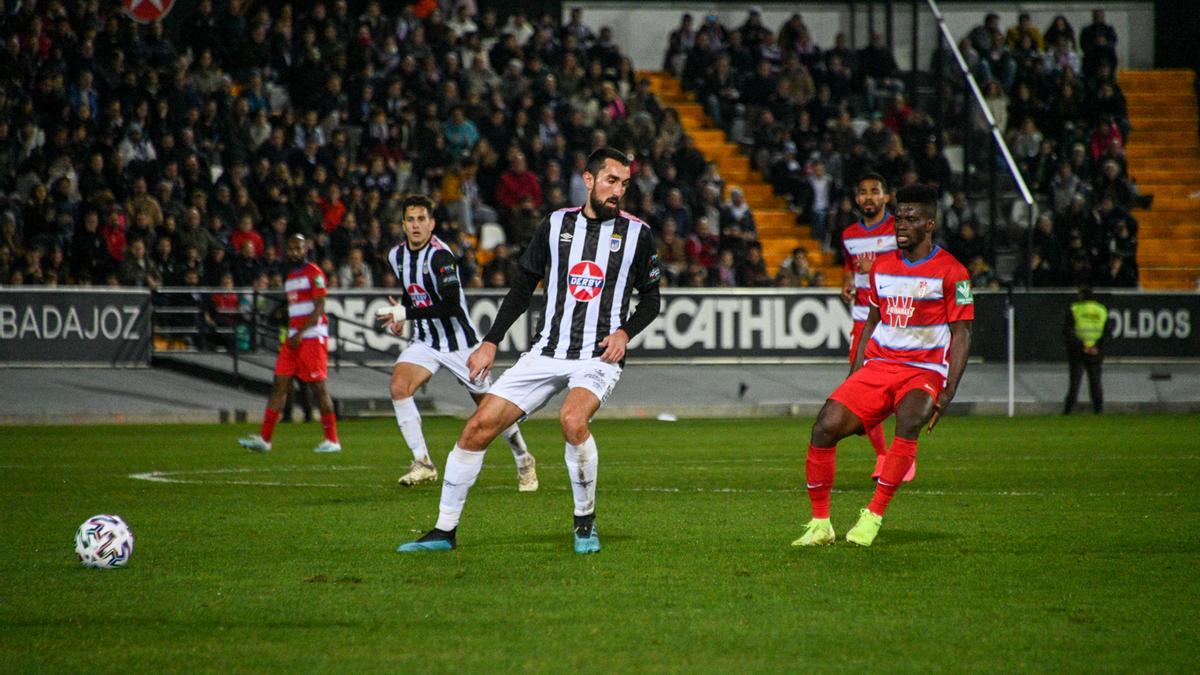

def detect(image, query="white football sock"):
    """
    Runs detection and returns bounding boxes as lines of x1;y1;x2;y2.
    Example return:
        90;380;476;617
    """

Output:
435;446;486;531
392;397;429;464
502;423;529;461
564;435;598;516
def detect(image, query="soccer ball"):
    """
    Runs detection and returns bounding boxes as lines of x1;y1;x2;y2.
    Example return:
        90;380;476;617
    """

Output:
74;514;134;568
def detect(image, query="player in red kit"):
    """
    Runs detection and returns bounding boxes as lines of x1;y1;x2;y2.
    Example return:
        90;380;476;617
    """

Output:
239;234;342;453
795;184;973;547
840;172;913;482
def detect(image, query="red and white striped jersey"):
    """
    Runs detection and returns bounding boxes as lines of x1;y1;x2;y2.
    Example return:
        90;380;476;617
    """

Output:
865;247;973;377
842;214;897;323
285;262;328;340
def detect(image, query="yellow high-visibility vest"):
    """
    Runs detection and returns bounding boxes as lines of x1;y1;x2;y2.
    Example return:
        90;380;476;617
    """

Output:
1071;300;1108;349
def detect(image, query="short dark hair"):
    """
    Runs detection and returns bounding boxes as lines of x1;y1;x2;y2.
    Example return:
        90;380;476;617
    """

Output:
400;194;435;218
585;148;631;177
894;183;939;218
856;172;888;190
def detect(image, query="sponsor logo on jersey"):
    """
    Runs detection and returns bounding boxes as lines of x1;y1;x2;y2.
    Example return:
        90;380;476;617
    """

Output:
887;294;915;328
407;284;432;308
610;234;623;252
560;231;574;242
955;280;973;305
567;261;605;301
124;0;175;24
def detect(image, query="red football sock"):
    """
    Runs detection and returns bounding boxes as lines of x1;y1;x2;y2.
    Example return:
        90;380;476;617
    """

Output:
321;412;339;443
865;423;887;456
868;437;918;516
260;408;281;442
806;443;837;519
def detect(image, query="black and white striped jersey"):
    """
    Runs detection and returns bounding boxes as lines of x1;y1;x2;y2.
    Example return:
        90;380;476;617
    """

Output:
386;235;479;352
521;207;661;360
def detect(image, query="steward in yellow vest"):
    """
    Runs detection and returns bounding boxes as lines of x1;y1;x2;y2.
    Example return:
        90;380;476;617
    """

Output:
1063;286;1108;414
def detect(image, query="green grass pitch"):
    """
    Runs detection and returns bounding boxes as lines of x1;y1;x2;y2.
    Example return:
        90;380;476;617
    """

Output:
2;414;1198;672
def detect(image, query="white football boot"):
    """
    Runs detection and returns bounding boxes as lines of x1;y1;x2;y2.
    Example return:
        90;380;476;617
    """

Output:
313;440;342;453
238;435;272;452
517;454;539;492
398;460;439;486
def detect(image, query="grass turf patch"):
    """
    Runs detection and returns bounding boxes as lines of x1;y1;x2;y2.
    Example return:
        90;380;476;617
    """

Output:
1;414;1198;672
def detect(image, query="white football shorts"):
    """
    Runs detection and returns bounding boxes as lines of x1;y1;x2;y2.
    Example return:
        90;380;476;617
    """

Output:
396;341;491;395
487;352;622;416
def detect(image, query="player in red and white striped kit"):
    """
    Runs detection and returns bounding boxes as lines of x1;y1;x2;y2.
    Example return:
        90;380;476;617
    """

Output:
239;234;341;453
840;172;910;481
796;184;973;547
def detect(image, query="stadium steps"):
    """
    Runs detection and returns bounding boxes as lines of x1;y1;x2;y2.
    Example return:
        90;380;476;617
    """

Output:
640;71;842;285
1117;68;1200;290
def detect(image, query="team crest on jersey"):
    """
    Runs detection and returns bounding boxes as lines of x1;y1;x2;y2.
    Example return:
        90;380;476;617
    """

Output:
567;261;605;301
407;284;432;308
610;234;623;252
916;280;929;298
887;295;915;328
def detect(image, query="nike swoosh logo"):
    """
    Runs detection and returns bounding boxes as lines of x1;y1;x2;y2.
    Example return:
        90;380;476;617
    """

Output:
806;483;825;489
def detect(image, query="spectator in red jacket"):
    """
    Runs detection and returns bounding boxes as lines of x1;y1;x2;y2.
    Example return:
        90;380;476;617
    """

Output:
230;215;265;258
495;152;543;213
1089;116;1123;162
685;216;720;271
101;209;127;263
319;184;347;233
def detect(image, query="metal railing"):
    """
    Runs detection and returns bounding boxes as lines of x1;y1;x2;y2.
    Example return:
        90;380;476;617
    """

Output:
151;287;396;387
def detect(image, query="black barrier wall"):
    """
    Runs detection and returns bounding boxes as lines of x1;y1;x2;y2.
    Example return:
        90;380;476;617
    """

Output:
971;291;1199;361
1;289;1194;365
0;289;153;365
320;289;1199;362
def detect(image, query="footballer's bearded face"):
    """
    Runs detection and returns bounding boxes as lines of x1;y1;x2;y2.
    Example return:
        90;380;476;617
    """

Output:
285;236;307;267
855;179;887;219
585;160;631;220
893;203;935;253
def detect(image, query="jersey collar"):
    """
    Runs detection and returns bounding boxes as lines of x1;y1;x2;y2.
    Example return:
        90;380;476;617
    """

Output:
900;245;940;267
859;212;892;232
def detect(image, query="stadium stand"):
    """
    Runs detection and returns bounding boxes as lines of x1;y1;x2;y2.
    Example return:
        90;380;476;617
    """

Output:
656;8;1182;290
0;2;1193;309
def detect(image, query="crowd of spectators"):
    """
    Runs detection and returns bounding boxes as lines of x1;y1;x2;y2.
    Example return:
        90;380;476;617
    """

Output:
956;9;1142;288
0;1;766;298
666;7;1142;288
0;2;1144;303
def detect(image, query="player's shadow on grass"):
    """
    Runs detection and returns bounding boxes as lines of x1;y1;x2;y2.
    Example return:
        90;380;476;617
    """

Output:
479;531;635;548
870;529;953;546
296;494;396;506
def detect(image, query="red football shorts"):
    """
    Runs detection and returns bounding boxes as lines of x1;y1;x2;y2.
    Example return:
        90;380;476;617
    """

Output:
829;360;945;429
275;338;328;382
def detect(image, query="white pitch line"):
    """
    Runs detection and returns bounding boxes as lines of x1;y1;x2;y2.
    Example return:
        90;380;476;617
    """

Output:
125;468;1179;498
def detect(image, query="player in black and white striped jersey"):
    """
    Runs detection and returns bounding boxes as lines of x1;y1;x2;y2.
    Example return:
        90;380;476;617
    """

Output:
395;148;662;555
376;195;537;491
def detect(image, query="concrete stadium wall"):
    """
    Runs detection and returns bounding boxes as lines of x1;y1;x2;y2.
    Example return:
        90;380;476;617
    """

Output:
567;2;1155;73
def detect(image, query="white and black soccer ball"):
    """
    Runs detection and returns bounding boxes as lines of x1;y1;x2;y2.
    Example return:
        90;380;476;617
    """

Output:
74;514;134;569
